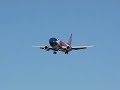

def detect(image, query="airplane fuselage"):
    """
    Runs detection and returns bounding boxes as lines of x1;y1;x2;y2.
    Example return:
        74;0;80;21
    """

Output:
49;38;70;53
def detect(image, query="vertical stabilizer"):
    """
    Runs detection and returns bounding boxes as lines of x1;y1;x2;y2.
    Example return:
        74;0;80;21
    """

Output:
68;34;72;46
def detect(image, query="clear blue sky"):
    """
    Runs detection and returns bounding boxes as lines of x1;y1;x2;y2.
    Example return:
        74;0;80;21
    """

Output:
0;0;120;90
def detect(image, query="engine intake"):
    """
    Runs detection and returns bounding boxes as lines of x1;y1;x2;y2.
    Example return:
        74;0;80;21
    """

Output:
66;46;71;51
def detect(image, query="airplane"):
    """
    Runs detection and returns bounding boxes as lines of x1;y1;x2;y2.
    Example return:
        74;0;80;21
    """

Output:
33;34;94;54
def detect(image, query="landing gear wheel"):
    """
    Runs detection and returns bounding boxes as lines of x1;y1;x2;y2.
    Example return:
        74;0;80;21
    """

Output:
53;52;57;54
65;52;68;54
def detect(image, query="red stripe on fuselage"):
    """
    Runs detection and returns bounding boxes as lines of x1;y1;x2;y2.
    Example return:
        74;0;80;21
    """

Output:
60;41;68;47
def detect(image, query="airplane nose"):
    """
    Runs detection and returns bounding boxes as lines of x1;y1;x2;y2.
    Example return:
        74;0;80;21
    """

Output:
49;38;58;47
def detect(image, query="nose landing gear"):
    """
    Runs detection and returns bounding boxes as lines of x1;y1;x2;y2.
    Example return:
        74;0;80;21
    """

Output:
53;52;57;54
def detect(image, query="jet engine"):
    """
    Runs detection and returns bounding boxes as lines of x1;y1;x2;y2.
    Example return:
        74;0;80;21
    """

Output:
66;46;71;51
44;46;50;51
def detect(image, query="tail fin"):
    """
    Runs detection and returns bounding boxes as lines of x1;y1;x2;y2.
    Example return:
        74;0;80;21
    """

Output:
68;34;72;46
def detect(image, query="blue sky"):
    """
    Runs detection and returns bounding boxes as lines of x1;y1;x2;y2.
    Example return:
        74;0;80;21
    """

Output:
0;0;120;90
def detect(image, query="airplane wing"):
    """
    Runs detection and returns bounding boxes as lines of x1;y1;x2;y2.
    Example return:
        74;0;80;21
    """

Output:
71;46;94;50
32;46;53;50
32;46;45;49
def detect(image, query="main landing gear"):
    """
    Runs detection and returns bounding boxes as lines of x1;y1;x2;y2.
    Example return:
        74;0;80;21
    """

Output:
53;51;68;54
65;52;68;54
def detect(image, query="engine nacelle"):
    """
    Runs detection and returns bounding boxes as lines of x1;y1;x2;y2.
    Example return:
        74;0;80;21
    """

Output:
66;46;71;51
44;46;50;51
